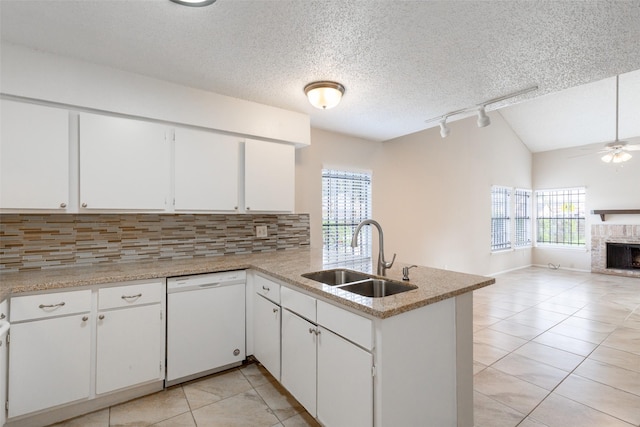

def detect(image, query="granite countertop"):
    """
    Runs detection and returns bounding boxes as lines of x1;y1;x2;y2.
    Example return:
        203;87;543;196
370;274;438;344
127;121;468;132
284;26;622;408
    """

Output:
0;248;494;319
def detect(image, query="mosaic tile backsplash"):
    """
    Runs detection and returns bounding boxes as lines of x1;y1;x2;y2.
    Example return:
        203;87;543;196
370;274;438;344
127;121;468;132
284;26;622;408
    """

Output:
0;213;310;272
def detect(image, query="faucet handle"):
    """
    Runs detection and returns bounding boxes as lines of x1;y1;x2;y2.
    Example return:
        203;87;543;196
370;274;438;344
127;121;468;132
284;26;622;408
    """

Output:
383;253;396;268
402;265;417;281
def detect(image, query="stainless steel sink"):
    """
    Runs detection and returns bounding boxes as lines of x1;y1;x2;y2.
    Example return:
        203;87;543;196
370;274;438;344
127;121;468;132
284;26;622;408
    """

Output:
339;279;417;298
302;269;372;286
302;269;417;298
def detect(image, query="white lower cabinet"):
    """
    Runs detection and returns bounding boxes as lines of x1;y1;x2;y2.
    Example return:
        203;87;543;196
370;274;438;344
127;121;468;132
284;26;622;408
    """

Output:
96;304;163;394
317;327;373;427
253;294;281;381
281;309;317;416
277;285;373;426
96;280;164;394
8;290;92;418
7;281;165;420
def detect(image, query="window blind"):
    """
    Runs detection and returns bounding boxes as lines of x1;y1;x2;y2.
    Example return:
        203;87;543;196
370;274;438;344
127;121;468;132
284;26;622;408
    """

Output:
491;186;511;251
514;189;532;248
322;169;372;271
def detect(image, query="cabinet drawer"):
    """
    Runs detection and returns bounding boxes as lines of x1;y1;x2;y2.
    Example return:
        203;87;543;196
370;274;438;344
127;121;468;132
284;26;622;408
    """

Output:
281;287;316;322
99;280;163;310
255;274;281;304
317;300;373;351
11;289;91;322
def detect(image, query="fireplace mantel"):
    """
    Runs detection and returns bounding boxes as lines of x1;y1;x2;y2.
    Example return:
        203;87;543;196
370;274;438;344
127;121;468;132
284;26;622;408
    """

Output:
591;209;640;221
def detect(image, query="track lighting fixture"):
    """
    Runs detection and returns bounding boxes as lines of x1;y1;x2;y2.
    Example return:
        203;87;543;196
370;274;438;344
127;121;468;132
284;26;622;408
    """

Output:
476;107;490;127
425;85;538;138
439;120;450;138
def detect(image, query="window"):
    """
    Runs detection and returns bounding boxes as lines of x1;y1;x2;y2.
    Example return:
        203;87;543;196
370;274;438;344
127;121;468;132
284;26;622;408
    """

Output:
491;186;533;252
322;169;372;271
535;188;586;246
514;189;532;248
491;186;511;251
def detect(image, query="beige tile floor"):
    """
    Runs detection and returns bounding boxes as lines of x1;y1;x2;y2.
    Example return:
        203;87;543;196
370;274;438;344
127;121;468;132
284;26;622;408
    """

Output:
51;267;639;427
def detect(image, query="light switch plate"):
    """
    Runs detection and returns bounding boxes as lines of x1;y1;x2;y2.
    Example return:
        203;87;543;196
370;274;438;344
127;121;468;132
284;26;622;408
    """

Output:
256;225;268;238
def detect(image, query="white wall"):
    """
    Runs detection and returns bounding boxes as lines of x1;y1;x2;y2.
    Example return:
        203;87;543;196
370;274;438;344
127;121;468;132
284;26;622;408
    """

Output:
295;128;383;248
373;112;533;276
532;141;640;271
0;42;310;146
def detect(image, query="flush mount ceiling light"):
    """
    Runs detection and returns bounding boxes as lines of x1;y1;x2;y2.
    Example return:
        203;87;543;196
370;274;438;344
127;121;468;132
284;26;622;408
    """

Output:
169;0;216;6
304;81;345;110
425;85;538;138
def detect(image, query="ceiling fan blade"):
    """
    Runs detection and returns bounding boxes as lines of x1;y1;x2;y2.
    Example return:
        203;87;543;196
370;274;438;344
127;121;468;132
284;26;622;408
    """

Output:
625;145;640;151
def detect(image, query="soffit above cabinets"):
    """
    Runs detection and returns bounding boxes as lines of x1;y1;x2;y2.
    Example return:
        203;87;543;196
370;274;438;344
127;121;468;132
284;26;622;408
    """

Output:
1;1;640;151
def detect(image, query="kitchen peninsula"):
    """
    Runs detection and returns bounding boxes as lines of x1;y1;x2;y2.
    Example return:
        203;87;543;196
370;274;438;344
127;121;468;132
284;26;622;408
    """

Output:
0;248;493;427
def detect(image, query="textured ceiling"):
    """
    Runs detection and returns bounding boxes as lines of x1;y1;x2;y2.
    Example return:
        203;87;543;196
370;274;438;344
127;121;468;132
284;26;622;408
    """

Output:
1;0;640;150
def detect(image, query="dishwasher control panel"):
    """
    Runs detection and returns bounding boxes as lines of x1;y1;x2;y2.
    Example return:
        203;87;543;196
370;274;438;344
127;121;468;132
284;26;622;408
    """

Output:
167;270;246;292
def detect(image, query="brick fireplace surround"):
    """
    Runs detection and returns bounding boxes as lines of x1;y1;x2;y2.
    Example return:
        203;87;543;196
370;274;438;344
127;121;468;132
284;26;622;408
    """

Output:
591;224;640;278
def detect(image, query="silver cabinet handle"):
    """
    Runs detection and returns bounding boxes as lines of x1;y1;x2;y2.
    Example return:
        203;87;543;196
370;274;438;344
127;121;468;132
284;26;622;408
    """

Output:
82;316;89;322
121;293;142;300
81;202;88;208
272;308;278;313
60;202;67;208
246;206;251;210
0;313;5;320
262;285;270;292
39;302;65;309
99;314;105;320
309;327;315;334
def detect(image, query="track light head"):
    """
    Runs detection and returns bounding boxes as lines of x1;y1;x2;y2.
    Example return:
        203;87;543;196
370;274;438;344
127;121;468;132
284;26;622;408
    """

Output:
439;120;450;138
477;107;490;128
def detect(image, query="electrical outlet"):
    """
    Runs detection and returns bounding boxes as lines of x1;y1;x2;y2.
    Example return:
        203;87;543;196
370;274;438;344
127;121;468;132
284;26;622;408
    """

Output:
256;225;268;238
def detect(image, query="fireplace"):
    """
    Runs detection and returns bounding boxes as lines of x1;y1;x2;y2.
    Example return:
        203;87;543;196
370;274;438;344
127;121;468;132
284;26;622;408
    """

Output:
591;224;640;278
607;243;640;270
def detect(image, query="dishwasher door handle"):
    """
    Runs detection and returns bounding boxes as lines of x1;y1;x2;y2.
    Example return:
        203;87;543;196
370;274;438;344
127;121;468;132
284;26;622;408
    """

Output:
198;283;221;288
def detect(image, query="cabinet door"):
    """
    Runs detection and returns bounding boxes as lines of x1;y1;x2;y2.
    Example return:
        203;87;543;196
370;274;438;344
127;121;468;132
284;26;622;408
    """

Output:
8;315;91;417
244;139;294;212
174;128;239;211
281;309;316;416
96;304;163;394
0;100;69;209
253;294;281;380
317;327;373;427
79;113;169;210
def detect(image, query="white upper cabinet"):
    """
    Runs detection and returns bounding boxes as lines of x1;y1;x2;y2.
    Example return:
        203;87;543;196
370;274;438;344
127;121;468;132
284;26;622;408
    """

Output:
0;100;69;210
174;128;239;212
79;113;169;210
244;139;294;212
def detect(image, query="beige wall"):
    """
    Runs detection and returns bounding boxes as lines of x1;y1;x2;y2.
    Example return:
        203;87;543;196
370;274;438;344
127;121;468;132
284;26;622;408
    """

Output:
532;141;640;271
295;128;383;249
375;112;532;275
297;112;533;276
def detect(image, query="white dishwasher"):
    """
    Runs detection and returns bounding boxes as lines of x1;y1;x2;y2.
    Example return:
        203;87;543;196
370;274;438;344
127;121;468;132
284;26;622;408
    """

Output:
166;270;246;386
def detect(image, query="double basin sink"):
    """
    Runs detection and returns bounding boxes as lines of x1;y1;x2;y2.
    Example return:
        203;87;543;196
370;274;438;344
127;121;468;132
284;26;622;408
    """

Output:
302;269;417;298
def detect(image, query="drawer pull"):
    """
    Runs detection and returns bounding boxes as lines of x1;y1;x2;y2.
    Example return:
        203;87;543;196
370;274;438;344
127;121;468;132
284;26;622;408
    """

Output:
0;313;5;320
262;286;270;292
99;314;105;320
82;316;89;322
121;293;142;300
39;302;65;309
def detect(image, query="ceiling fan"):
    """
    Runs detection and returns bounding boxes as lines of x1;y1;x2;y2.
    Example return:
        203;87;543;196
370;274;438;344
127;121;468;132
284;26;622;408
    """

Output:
599;75;640;163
